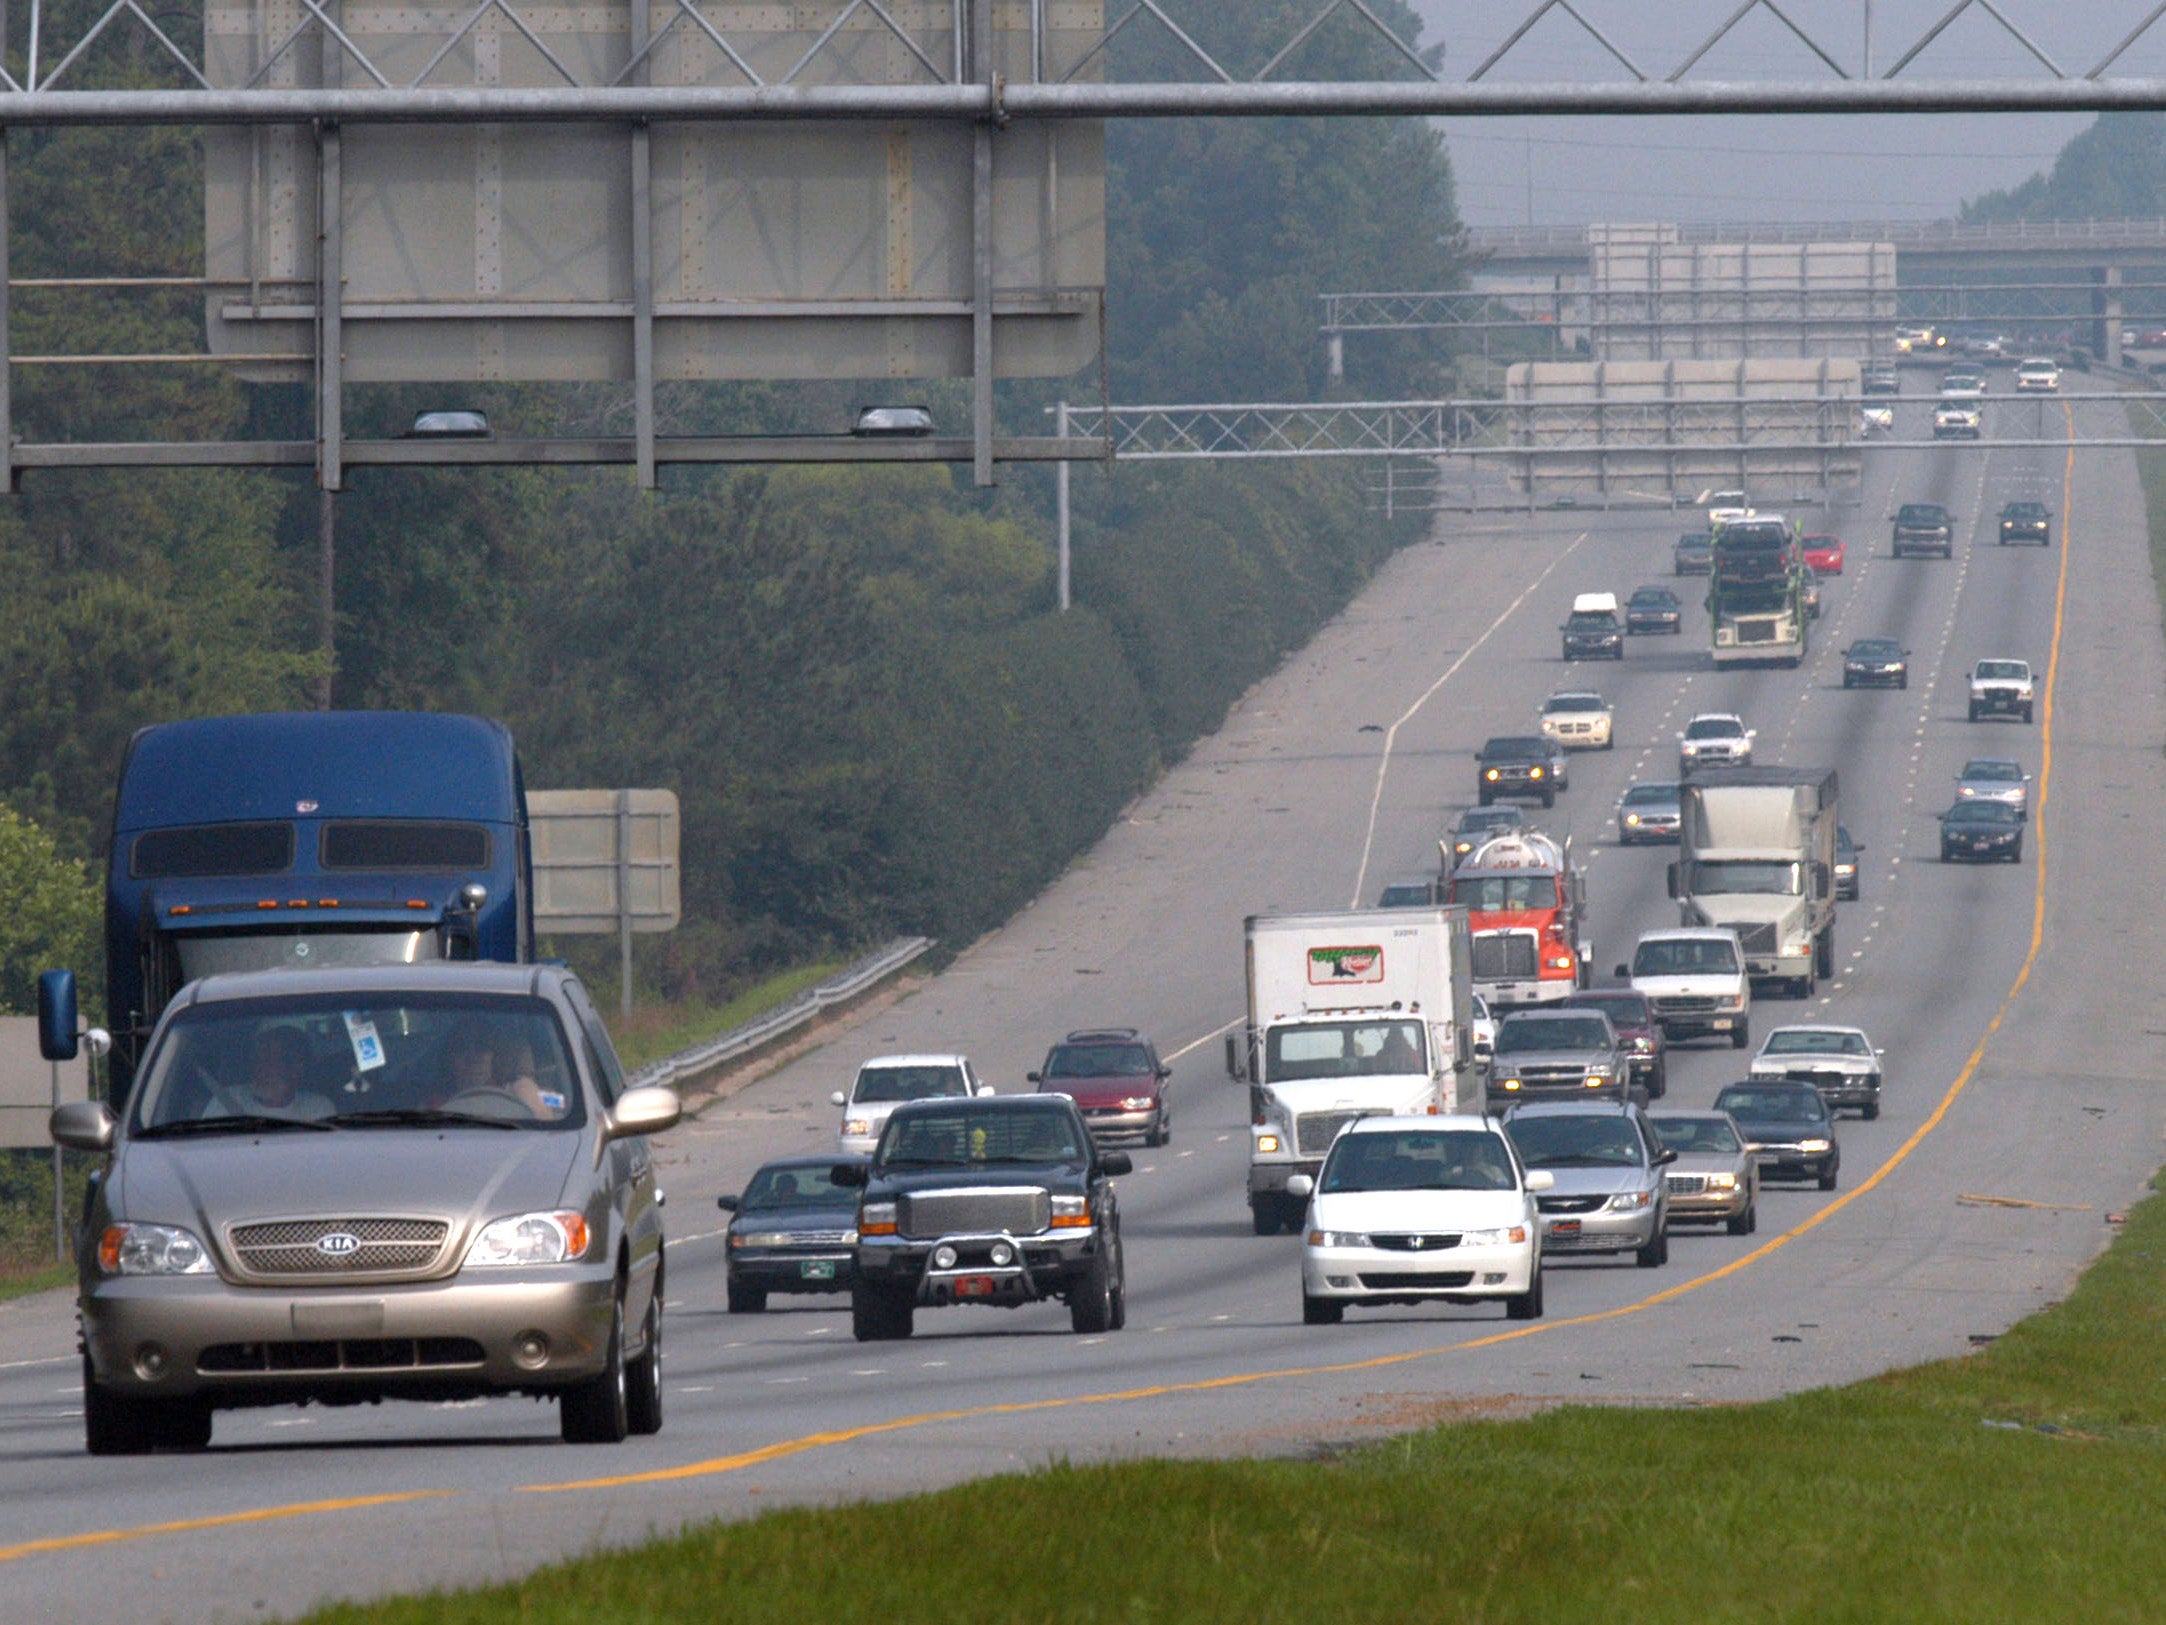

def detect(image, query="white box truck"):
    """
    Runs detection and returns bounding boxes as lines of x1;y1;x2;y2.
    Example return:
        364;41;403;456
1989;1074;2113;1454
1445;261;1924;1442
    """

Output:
1670;767;1839;997
1225;908;1482;1235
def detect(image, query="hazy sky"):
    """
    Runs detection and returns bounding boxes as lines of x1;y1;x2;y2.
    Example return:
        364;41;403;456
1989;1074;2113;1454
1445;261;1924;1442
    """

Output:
1401;1;2145;227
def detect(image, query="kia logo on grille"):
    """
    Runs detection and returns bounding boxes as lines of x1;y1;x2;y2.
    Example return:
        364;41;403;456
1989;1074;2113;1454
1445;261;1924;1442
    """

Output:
316;1231;363;1257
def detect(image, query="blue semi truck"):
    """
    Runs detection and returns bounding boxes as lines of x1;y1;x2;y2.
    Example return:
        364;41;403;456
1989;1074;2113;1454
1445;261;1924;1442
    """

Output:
88;711;533;1095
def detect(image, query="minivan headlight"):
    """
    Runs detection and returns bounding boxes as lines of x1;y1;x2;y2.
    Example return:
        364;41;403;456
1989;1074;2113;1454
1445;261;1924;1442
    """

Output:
99;1223;213;1276
1606;1190;1652;1211
1308;1230;1372;1249
842;1117;872;1138
464;1210;591;1267
1459;1225;1527;1247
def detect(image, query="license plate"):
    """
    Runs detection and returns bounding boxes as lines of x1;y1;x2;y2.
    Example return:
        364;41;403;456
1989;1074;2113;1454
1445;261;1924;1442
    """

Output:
954;1275;997;1297
800;1260;836;1281
1551;1219;1582;1237
1712;1017;1734;1030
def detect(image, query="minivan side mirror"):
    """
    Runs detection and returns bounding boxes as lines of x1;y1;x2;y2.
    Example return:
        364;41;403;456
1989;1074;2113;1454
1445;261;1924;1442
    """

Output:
716;1194;740;1212
1613;964;1630;980
603;1085;682;1142
1525;1169;1555;1192
50;1099;116;1153
1655;1146;1678;1166
1285;1173;1314;1198
38;969;78;1062
830;1089;847;1108
1099;1151;1134;1177
1026;1071;1043;1083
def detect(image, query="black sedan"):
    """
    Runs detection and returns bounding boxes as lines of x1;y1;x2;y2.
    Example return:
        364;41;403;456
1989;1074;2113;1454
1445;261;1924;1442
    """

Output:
1998;501;2052;546
1842;637;1909;689
1834;824;1864;900
1713;1081;1840;1190
718;1154;869;1312
1939;800;2024;862
1626;585;1685;634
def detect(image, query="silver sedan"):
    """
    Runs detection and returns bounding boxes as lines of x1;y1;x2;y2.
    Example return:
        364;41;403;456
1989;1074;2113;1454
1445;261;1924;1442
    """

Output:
1647;1112;1758;1235
1956;757;2031;818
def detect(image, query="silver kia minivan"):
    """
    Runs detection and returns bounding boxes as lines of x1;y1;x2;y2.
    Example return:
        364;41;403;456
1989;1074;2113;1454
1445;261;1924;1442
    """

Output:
49;963;679;1453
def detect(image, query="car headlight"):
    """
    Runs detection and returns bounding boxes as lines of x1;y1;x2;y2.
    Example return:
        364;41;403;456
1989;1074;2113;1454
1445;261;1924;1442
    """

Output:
98;1223;214;1276
1495;1077;1523;1093
1585;1063;1613;1079
1717;994;1744;1011
1459;1225;1528;1247
1800;1138;1833;1153
842;1117;872;1138
1529;766;1545;779
1256;1133;1282;1154
1706;1173;1739;1190
1959;786;1975;797
1606;1190;1652;1211
1120;1095;1156;1111
1308;1230;1372;1248
1485;768;1501;781
1624;813;1641;826
858;1201;899;1236
464;1210;591;1267
731;1230;802;1250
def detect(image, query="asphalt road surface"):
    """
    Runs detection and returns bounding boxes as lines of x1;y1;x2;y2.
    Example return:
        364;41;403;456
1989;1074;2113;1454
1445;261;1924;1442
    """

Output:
5;378;2164;1622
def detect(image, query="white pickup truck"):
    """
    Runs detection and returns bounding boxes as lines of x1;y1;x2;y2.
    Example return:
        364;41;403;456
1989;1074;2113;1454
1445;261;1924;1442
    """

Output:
1968;658;2035;723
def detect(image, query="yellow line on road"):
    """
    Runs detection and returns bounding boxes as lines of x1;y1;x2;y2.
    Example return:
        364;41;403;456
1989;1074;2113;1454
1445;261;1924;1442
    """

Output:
0;1491;451;1564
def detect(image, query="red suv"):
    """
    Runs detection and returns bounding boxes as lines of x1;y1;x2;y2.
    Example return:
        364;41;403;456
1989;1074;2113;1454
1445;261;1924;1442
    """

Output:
1028;1028;1172;1146
1563;990;1667;1101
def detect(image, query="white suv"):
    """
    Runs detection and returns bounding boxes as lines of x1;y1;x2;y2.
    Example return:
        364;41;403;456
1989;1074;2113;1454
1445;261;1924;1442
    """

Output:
1618;928;1753;1049
1540;690;1615;751
832;1054;991;1154
2014;357;2061;393
1678;712;1754;774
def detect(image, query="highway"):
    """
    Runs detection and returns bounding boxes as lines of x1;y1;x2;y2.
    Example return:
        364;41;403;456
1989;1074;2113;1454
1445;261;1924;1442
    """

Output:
4;377;2165;1621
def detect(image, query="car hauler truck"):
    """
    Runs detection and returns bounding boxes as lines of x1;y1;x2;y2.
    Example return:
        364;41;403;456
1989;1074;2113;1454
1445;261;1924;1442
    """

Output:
1443;832;1590;1008
93;711;534;1095
1670;767;1839;997
1226;908;1482;1235
1709;514;1810;669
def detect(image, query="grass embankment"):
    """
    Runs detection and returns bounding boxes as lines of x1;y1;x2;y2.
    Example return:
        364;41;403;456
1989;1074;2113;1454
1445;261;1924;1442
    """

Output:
602;959;846;1073
301;1184;2166;1624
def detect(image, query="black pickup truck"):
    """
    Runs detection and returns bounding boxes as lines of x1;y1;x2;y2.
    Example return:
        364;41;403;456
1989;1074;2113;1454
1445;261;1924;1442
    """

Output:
1892;502;1955;559
837;1094;1128;1341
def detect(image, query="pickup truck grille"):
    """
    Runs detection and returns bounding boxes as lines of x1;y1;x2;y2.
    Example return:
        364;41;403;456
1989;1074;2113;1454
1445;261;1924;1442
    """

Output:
1296;1111;1365;1157
1515;1063;1595;1088
227;1217;449;1280
1731;923;1779;954
1736;618;1778;645
1472;931;1540;980
898;1187;1050;1238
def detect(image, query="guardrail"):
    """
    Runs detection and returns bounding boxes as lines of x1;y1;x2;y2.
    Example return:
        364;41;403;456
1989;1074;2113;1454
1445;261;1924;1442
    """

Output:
627;936;935;1093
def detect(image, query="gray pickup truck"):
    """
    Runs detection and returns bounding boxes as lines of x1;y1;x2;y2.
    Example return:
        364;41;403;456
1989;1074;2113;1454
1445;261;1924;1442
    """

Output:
1893;502;1955;559
1487;1009;1628;1107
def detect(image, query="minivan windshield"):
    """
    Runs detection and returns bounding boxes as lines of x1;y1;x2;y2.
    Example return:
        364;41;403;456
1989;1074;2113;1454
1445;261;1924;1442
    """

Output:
131;992;584;1133
1320;1130;1517;1194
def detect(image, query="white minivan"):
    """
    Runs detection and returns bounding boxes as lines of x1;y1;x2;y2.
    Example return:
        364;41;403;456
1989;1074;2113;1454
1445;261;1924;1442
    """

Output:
1616;928;1753;1050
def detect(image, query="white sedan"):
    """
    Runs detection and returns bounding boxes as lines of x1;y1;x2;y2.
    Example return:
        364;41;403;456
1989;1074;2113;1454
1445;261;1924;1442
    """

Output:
1748;1025;1884;1120
1290;1116;1548;1323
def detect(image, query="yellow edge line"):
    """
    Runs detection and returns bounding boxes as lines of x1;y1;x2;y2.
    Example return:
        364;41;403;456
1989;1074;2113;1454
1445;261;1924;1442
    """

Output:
15;421;2085;1547
0;1491;451;1564
532;414;2084;1496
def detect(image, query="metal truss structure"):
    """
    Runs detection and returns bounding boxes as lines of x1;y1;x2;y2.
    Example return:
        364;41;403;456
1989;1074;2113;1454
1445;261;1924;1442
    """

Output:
1063;390;2166;460
12;1;2166;488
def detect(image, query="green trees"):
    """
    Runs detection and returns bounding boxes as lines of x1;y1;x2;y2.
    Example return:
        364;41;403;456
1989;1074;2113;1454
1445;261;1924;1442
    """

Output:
1964;115;2166;223
0;805;99;1018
